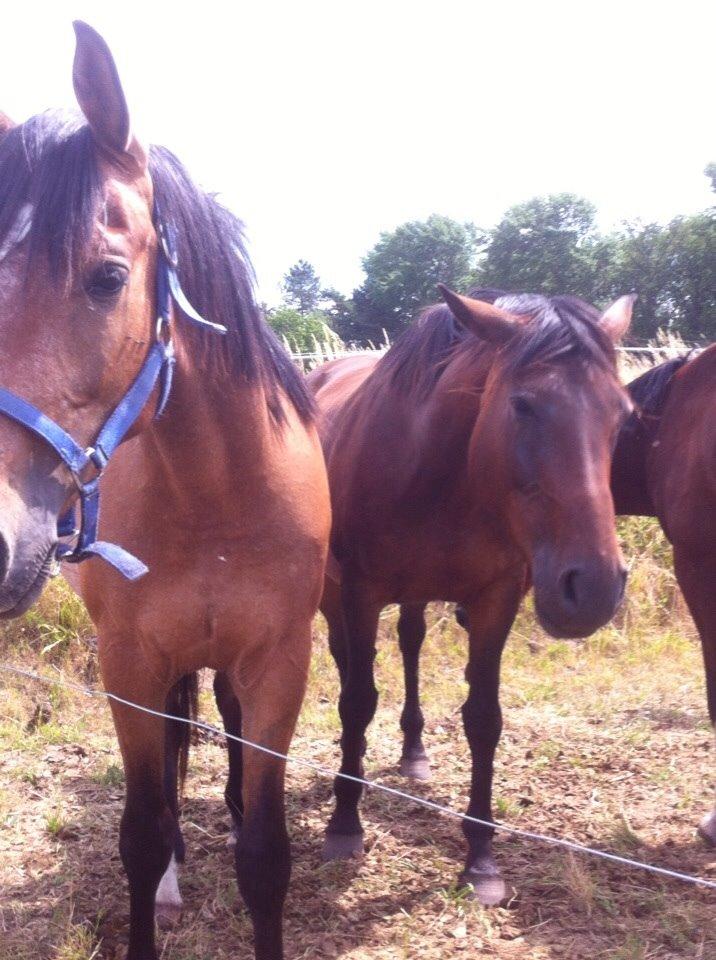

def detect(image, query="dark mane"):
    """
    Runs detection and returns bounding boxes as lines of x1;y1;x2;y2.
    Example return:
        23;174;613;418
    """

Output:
626;354;693;419
0;111;312;424
380;304;470;398
382;287;616;400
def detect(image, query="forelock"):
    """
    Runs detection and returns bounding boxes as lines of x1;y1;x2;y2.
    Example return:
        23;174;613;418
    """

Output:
494;293;557;324
496;293;615;372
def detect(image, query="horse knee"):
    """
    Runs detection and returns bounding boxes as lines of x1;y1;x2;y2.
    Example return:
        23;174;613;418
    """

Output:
339;680;378;731
462;699;502;750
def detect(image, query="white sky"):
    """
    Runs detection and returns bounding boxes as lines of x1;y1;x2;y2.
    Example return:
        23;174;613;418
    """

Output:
2;2;714;304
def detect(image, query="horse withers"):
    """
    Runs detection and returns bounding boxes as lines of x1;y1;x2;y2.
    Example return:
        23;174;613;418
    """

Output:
0;23;330;960
611;346;716;844
310;287;634;904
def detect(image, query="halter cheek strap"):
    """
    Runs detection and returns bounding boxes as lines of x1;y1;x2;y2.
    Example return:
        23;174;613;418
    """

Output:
0;208;226;581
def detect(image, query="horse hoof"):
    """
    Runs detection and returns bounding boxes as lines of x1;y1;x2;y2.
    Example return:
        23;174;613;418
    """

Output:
156;900;183;929
322;832;364;861
698;809;716;845
399;754;431;780
460;860;507;906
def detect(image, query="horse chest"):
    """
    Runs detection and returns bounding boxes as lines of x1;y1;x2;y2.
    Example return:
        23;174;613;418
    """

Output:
351;514;517;603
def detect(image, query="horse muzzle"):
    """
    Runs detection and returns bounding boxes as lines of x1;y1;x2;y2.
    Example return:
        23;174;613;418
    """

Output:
0;522;58;619
532;549;628;639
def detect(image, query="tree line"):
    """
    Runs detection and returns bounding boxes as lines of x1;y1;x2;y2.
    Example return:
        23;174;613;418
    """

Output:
269;167;715;349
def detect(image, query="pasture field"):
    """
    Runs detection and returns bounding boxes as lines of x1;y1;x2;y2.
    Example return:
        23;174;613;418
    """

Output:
1;516;715;960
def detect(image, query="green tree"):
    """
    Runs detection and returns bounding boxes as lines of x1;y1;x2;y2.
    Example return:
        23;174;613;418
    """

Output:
281;260;321;314
267;306;341;353
597;213;716;341
319;286;356;341
658;212;716;339
594;224;667;339
477;194;599;298
350;214;480;342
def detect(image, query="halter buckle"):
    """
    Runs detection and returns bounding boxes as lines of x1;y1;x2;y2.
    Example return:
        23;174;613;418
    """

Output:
156;314;172;344
70;446;107;491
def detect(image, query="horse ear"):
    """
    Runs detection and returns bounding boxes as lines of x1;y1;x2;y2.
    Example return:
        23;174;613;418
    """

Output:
0;112;15;143
72;21;147;170
438;285;519;345
600;294;636;343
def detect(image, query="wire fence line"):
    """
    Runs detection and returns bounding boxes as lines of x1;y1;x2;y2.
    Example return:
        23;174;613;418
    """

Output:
2;661;715;893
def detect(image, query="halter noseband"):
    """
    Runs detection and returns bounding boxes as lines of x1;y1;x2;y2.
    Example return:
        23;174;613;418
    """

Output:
0;206;226;581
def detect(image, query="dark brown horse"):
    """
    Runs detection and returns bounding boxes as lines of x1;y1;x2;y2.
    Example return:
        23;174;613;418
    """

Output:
611;346;716;843
0;23;329;960
382;345;716;878
308;287;634;903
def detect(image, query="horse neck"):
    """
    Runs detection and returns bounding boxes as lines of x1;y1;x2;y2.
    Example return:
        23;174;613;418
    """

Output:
610;417;656;517
142;337;280;516
424;347;491;448
393;351;491;505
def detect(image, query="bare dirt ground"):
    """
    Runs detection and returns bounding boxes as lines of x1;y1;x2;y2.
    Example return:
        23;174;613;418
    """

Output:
1;521;715;959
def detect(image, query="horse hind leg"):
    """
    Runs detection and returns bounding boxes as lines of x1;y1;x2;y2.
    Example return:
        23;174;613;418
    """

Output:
213;670;244;849
322;574;349;687
398;603;431;780
674;547;716;844
455;604;469;630
323;584;381;861
155;673;198;927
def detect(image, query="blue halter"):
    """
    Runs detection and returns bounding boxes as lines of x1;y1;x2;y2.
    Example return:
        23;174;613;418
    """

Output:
0;207;226;581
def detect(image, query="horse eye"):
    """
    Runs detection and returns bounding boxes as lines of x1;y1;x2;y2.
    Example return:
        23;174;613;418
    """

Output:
511;395;536;418
85;262;129;301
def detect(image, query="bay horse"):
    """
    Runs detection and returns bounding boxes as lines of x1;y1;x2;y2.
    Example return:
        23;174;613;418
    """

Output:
0;22;329;960
611;346;716;844
388;347;716;861
308;287;635;903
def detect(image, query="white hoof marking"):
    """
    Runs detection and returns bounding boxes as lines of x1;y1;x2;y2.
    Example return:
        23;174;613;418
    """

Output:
156;853;183;913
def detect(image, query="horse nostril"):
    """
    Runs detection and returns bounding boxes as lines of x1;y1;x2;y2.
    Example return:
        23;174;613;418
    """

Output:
560;567;581;608
0;534;8;585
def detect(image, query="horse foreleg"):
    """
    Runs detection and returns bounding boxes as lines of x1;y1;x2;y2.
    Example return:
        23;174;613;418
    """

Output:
155;677;195;927
398;603;430;780
323;582;381;860
459;581;521;906
213;670;244;848
227;631;310;960
674;546;716;844
102;652;175;960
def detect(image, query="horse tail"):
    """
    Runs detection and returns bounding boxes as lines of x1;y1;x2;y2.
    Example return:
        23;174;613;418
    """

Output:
168;672;199;796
